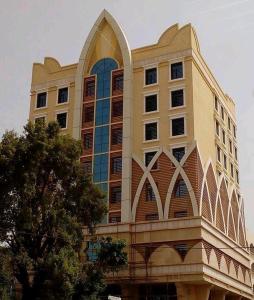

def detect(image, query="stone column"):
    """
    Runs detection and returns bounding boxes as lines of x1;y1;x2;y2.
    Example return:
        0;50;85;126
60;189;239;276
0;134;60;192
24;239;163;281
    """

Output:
176;283;212;300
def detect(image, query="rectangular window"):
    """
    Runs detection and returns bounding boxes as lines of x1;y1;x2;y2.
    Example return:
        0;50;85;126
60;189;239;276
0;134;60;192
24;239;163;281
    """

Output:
58;87;68;104
228;117;231;130
172;147;185;162
172;117;185;136
112;101;123;117
145;68;157;85
230;163;234;177
215;96;218;111
145;151;157;169
234;147;238;161
111;128;122;145
174;211;187;218
35;116;45;125
216;121;220;136
171;62;183;80
83;161;92;174
111;157;122;174
112;74;123;91
221;106;224;120
146;183;156;201
145;213;158;221
145;122;158;140
174;179;188;197
110;186;121;203
233;125;236;138
229;139;232;153
85;80;95;97
109;215;121;223
56;112;67;129
145;94;157;113
236;170;239;184
95;99;110;126
217;146;221;162
222;129;226;144
224;154;227;169
171;89;184;107
84;106;94;123
84;133;93;150
36;92;47;108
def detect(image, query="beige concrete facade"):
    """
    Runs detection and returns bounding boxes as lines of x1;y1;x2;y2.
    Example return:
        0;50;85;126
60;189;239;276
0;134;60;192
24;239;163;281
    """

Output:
29;10;253;300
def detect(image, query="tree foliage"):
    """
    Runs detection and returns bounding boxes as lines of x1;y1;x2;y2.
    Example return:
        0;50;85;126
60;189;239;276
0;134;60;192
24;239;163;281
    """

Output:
0;121;127;300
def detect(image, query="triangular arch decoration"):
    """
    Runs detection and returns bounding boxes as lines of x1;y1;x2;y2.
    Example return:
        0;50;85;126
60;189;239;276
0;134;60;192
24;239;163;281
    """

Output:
219;178;230;225
182;147;204;206
201;183;213;222
215;199;226;233
206;163;217;216
227;208;236;241
231;191;239;239
150;152;175;208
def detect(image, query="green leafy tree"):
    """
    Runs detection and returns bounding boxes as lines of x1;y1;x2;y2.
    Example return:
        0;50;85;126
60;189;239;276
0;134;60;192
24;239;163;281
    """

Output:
0;121;127;300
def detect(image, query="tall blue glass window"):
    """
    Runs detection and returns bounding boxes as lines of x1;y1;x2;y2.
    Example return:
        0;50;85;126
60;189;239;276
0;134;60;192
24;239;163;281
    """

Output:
91;58;118;186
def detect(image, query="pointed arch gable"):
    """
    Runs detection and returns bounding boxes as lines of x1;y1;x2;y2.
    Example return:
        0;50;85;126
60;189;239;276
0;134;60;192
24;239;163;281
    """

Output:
74;10;132;139
74;10;133;223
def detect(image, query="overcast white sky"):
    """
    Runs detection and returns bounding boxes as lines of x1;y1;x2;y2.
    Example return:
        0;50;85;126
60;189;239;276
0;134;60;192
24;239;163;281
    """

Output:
0;0;253;232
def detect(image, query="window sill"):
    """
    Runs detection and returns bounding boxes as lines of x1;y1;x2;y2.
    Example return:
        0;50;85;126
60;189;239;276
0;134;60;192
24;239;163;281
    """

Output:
168;105;186;111
143;139;159;143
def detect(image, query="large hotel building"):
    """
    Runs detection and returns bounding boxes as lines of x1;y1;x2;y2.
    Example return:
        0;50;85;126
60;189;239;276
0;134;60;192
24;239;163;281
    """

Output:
29;10;254;300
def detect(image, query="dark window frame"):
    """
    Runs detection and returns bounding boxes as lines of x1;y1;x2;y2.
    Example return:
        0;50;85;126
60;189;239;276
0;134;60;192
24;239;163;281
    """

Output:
111;156;122;174
171;89;184;108
112;100;123;118
111;128;123;145
171;62;183;80
145;183;156;201
110;186;121;203
57;87;68;104
56;112;67;129
145;94;158;113
171;117;185;136
36;92;47;108
172;147;185;162
174;179;188;198
145;67;157;85
84;133;93;150
145;151;158;169
145;122;158;141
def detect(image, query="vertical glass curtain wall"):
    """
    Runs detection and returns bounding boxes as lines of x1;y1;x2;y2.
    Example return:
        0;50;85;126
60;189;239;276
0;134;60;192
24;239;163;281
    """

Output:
90;58;119;222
